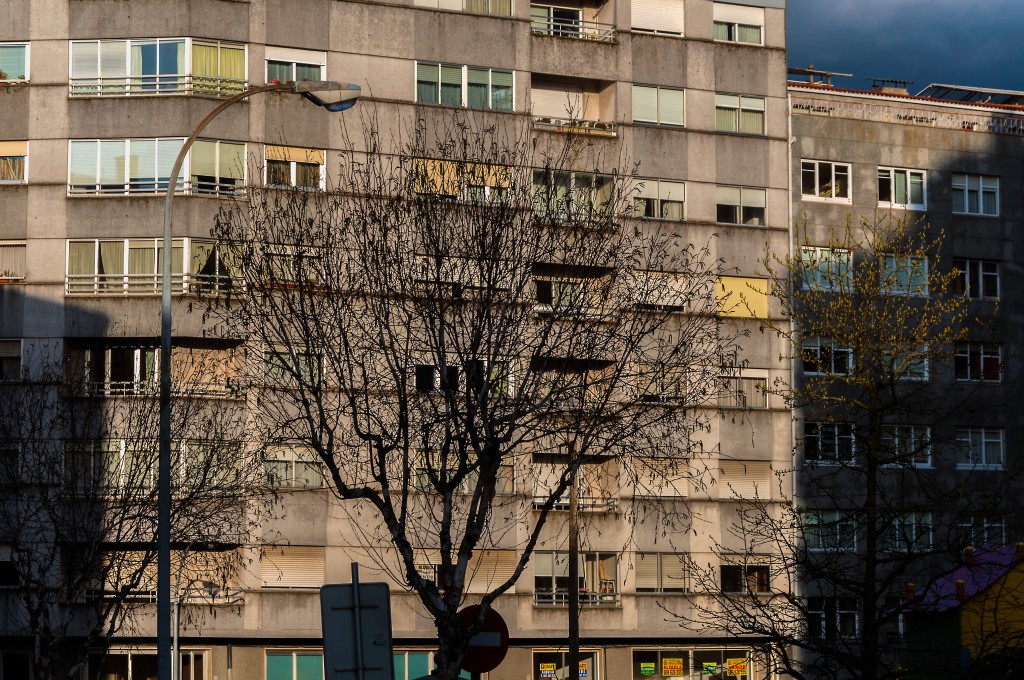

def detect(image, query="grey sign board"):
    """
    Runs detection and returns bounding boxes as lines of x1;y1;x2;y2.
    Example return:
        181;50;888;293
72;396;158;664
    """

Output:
320;580;394;680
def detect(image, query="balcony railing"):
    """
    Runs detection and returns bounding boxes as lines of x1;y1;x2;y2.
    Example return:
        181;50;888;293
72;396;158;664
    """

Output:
68;178;245;197
531;16;616;42
66;273;239;296
69;75;247;98
81;380;240;398
532;116;617;136
533;495;618;511
534;589;620;606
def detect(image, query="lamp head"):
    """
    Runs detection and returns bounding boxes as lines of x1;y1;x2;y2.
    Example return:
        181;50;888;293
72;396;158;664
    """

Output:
293;80;361;112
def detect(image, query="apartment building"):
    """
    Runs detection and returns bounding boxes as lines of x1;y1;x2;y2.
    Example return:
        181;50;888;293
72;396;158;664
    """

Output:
0;1;789;679
789;75;1024;675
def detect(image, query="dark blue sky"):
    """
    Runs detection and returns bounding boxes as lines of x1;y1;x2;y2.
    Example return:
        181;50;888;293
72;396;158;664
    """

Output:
787;0;1024;94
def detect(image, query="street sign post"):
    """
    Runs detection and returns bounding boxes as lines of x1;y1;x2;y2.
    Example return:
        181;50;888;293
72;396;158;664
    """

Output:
321;564;395;680
458;605;510;674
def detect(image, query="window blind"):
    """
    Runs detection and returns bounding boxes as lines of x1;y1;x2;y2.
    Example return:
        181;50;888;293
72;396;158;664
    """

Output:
260;546;325;588
632;85;658;122
631;0;683;33
719;460;772;499
713;2;764;25
658;88;685;125
532;84;583;119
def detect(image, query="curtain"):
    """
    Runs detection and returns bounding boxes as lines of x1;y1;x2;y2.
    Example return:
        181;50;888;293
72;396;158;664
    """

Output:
128;139;155;191
440;65;462;107
0;244;25;278
488;0;511;15
739;108;764;134
98;240;124;290
267;60;291;83
128;240;156;291
466;67;489;109
0;157;24;182
192;42;218;94
295;62;319;81
713;21;730;40
465;0;486;13
737;24;762;44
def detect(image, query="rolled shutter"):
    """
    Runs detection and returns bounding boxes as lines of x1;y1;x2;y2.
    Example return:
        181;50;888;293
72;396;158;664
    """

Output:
71;42;99;79
266;145;326;165
467;550;517;593
632;0;683;33
658;88;685;126
632;85;658;123
191;141;217;177
713;2;764;26
0;341;20;358
716;185;741;206
260;546;325;588
635;553;659;590
219;142;246;180
0;141;27;156
532;84;583;119
742;187;766;208
719;460;771;499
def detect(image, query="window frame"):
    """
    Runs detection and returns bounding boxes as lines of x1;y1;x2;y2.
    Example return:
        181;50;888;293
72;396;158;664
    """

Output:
800;159;851;202
880;425;931;467
720;560;771;594
802;337;853;376
265;46;327;84
807;597;859;639
632;84;685;127
79;345;159;396
533;551;619;605
414;61;514;112
956;428;1004;469
805;511;857;552
881;253;929;296
0;242;26;283
714;94;766;135
715;185;766;226
803;422;854;465
634;178;685;220
954;342;1002;382
958;514;1006;547
800;247;852;292
877;167;926;210
264;147;326;190
952;173;999;216
0;340;22;382
264;444;323;488
0;42;29;82
634;552;689;593
532;169;614;223
0;141;28;184
888;512;933;552
953;258;999;299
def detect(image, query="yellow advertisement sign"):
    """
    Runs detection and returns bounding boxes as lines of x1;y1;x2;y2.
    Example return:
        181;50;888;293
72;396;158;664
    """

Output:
539;663;557;678
578;661;589;677
725;658;748;677
662;658;685;676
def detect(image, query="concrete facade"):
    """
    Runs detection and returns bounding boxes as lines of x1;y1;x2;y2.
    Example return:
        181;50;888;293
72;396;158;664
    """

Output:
0;1;792;679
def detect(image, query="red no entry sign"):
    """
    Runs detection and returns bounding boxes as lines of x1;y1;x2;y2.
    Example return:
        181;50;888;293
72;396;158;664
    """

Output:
458;605;509;674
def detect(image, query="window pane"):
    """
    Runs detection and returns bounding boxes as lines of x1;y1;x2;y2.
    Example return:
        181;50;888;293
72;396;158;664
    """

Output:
467;67;489;109
295;62;321;81
267;60;292;83
0;45;26;80
440;64;463;106
416;62;439;104
737;24;761;43
658;88;684;126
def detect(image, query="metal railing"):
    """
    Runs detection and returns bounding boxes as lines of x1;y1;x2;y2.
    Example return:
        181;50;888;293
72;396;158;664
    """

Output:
532;116;617;136
69;75;247;98
66;273;239;296
81;380;240;398
531;15;616;42
533;495;618;511
534;590;621;606
68;178;244;197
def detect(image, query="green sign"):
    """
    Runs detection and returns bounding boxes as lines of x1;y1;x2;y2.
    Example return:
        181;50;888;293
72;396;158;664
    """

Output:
702;663;719;676
640;663;656;676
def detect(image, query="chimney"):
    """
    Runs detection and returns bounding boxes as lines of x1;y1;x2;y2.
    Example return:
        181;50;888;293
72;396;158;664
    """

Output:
905;582;916;601
955;580;966;602
1016;543;1024;563
964;546;976;566
870;84;909;96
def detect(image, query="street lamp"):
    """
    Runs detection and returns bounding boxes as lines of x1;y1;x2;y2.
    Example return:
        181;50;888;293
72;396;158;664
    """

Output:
157;80;360;680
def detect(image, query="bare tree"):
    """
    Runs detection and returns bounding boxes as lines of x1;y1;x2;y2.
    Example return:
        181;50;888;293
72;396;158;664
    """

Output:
0;339;270;680
210;107;741;680
682;213;1014;680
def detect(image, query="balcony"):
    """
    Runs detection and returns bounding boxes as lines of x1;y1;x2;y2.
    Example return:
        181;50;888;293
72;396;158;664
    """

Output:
531;10;615;42
66;273;238;296
532;494;618;511
534;589;620;606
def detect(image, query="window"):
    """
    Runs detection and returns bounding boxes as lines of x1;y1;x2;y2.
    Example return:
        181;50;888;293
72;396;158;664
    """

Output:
70;38;245;96
413;158;511;204
0;43;28;81
718;375;768;409
632;85;685;126
715;94;765;135
265;46;325;83
266;652;324;680
715;186;765;225
0;141;27;183
720;561;770;594
533;453;617;510
881;344;929;381
888;512;933;552
713;2;763;44
631;651;694;680
68;138;185;194
880;426;931;467
71;345;158;396
635;179;684;219
265;445;322;488
718;460;772;498
534;278;589;312
416;450;514;495
631;0;683;35
804;423;853;464
805;511;856;551
954;343;1001;382
878;167;926;209
90;651;206;680
956;428;1003;468
66;238;237;294
802;337;852;376
958;515;1005;547
190;139;246;195
808;597;859;638
636;363;687;404
532;170;613;222
266;146;325;189
635;553;688;593
534;552;618;605
264;348;320;387
0;341;20;381
881;254;928;296
413;0;512;16
953;259;999;299
413;360;510;396
0;243;25;282
800;247;851;292
393;651;472;680
64;439;158;493
801;160;850;201
533;650;600;680
952;174;998;216
0;545;17;587
415;62;513;111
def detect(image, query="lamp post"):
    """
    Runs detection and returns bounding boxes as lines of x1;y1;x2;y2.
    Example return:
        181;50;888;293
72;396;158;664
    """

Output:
157;80;360;680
